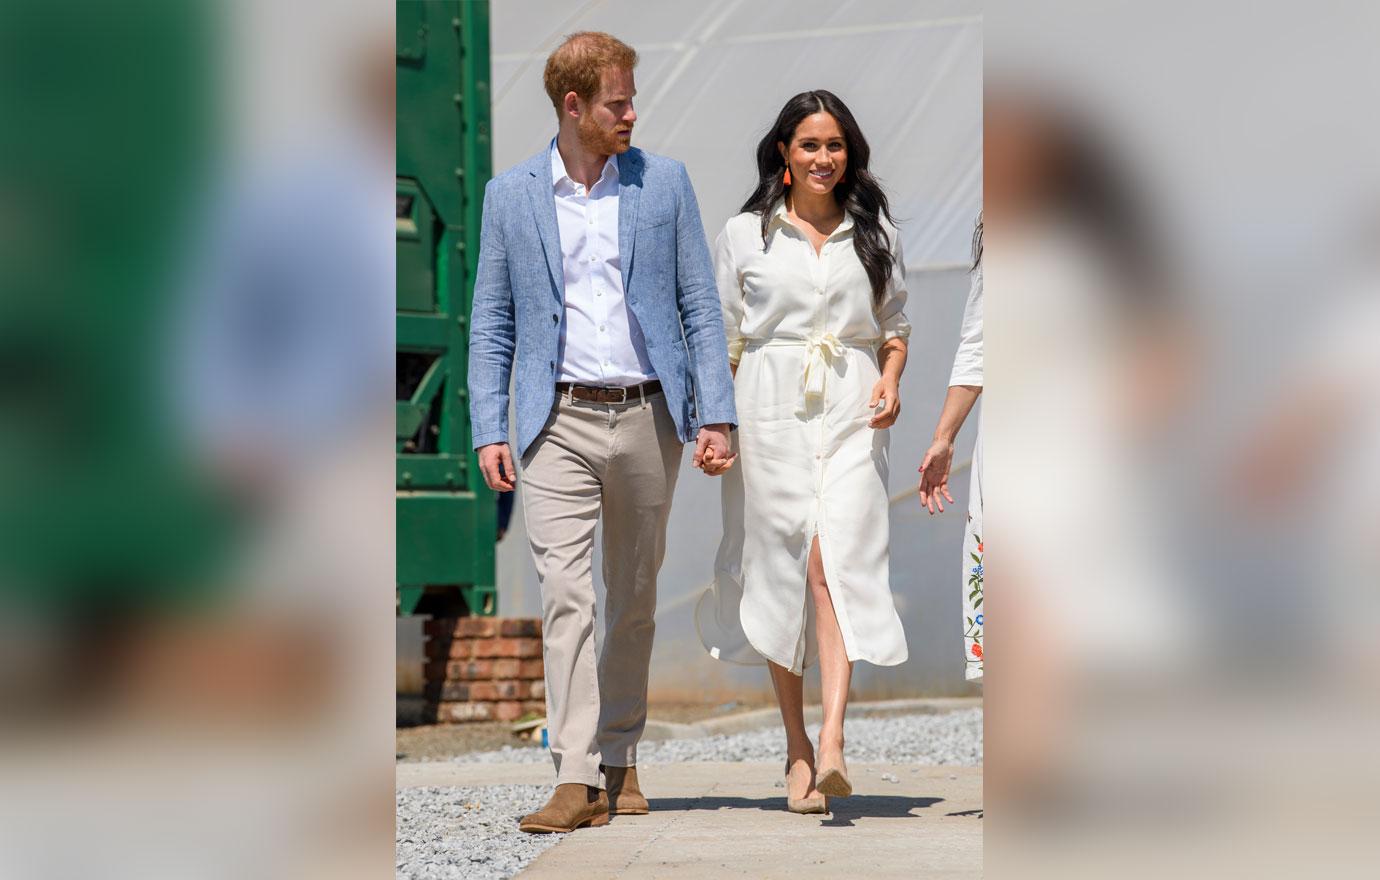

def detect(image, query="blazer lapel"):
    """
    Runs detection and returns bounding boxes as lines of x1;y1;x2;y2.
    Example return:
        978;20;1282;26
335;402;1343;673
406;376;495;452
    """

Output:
617;150;643;294
525;155;564;303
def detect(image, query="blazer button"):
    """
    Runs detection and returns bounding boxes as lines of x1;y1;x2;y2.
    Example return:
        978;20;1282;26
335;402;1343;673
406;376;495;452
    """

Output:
552;314;559;323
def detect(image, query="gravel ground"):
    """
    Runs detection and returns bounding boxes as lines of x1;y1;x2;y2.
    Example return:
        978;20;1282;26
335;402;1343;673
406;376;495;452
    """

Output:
439;709;983;766
396;702;772;763
641;709;983;766
396;722;522;762
396;710;982;879
396;784;559;880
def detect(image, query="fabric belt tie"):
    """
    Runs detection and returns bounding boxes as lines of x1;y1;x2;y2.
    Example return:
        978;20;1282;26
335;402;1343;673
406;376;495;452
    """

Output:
740;335;878;417
799;332;845;415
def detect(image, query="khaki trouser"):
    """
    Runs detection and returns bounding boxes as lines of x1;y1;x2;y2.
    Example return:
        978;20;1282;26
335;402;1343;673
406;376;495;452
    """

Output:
520;388;684;787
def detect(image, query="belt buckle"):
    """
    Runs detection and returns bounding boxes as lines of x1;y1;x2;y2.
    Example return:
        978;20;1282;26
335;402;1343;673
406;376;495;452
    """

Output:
608;385;628;404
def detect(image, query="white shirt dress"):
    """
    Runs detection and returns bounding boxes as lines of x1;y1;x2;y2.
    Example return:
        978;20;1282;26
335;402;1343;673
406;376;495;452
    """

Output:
696;202;910;674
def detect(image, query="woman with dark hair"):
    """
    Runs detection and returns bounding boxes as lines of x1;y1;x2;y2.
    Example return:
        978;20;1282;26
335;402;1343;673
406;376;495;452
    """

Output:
695;90;910;813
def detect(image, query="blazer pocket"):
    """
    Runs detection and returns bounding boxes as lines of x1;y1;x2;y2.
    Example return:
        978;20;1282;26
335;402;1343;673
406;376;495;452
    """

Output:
636;209;674;230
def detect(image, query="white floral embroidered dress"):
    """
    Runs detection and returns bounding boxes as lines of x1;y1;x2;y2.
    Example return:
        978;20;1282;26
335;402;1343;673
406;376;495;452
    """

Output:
950;265;984;681
696;202;910;674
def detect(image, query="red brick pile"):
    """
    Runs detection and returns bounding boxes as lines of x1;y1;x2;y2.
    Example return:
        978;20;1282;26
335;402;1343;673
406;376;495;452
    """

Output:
423;617;546;723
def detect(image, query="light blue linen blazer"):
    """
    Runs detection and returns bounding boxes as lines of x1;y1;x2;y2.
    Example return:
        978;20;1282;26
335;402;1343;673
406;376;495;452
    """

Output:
468;147;737;458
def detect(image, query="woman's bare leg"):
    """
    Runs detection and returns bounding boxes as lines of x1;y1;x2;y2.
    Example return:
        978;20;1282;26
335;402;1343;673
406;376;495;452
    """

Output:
810;535;853;769
769;660;819;800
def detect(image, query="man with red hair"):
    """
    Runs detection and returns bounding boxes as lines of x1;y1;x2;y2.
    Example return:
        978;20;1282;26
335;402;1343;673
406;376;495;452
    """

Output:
468;31;737;834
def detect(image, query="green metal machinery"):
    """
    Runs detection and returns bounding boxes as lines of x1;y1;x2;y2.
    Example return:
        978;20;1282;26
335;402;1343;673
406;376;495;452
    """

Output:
0;1;225;610
395;0;496;617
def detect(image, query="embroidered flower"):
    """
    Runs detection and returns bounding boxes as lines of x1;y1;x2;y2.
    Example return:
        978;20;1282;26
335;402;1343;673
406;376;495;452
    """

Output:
971;564;983;577
971;642;982;659
975;614;984;626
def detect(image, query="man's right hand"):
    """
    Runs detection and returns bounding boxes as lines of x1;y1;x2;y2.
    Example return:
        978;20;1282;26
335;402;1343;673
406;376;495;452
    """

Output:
478;442;517;492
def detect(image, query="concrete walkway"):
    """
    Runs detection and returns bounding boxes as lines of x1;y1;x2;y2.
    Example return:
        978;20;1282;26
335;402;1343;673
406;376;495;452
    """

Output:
399;760;982;879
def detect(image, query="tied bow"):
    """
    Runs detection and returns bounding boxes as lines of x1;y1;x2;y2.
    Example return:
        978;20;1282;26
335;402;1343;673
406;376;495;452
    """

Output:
798;332;844;415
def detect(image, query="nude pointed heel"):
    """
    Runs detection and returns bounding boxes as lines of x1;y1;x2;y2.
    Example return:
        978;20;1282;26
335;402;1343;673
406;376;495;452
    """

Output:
785;761;828;814
815;759;852;798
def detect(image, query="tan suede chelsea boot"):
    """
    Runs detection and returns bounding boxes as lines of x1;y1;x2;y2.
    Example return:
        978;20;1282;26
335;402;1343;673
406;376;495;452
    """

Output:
600;764;649;815
518;783;610;834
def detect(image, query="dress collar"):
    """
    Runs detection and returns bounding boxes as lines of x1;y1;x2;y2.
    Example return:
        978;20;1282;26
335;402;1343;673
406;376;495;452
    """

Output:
768;198;854;237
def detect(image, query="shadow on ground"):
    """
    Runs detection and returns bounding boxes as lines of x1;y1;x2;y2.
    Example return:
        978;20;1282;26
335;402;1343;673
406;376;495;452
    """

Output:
646;795;944;823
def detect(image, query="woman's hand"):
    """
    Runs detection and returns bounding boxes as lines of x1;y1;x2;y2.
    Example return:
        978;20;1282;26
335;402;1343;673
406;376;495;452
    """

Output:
868;377;901;429
700;447;737;476
693;424;737;477
917;438;956;514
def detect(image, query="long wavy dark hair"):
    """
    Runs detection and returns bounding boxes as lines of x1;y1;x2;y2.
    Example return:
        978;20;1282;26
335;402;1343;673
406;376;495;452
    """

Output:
971;212;983;270
741;90;895;305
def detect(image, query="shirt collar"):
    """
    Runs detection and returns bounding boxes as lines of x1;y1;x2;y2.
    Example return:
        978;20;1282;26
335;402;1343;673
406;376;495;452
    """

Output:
768;198;855;237
551;138;619;194
767;199;792;230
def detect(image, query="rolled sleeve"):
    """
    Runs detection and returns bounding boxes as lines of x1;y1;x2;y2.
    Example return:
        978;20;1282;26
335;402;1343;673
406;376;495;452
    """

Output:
948;265;984;387
714;227;746;365
878;232;912;342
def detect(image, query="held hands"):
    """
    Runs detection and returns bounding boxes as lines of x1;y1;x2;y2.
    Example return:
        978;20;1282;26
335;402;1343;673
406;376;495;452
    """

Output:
868;378;901;429
477;442;517;492
693;423;737;477
917;437;956;514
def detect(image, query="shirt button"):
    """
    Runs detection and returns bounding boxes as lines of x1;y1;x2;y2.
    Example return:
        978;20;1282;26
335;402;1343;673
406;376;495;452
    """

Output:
599;325;606;332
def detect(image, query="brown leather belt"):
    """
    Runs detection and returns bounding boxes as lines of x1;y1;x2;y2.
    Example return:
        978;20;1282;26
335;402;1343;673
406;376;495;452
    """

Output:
556;379;662;404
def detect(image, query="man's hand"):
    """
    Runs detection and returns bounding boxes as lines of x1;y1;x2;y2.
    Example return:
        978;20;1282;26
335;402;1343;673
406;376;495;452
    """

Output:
477;442;517;492
693;423;736;477
917;437;956;514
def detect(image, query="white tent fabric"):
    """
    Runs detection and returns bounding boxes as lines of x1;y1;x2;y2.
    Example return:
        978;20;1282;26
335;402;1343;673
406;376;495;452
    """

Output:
487;0;982;698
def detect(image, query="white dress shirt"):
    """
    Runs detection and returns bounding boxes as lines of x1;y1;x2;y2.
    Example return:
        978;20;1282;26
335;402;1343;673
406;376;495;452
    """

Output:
550;141;656;386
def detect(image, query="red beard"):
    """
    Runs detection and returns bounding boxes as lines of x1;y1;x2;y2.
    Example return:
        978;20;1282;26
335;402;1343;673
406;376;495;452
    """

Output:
578;114;631;156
